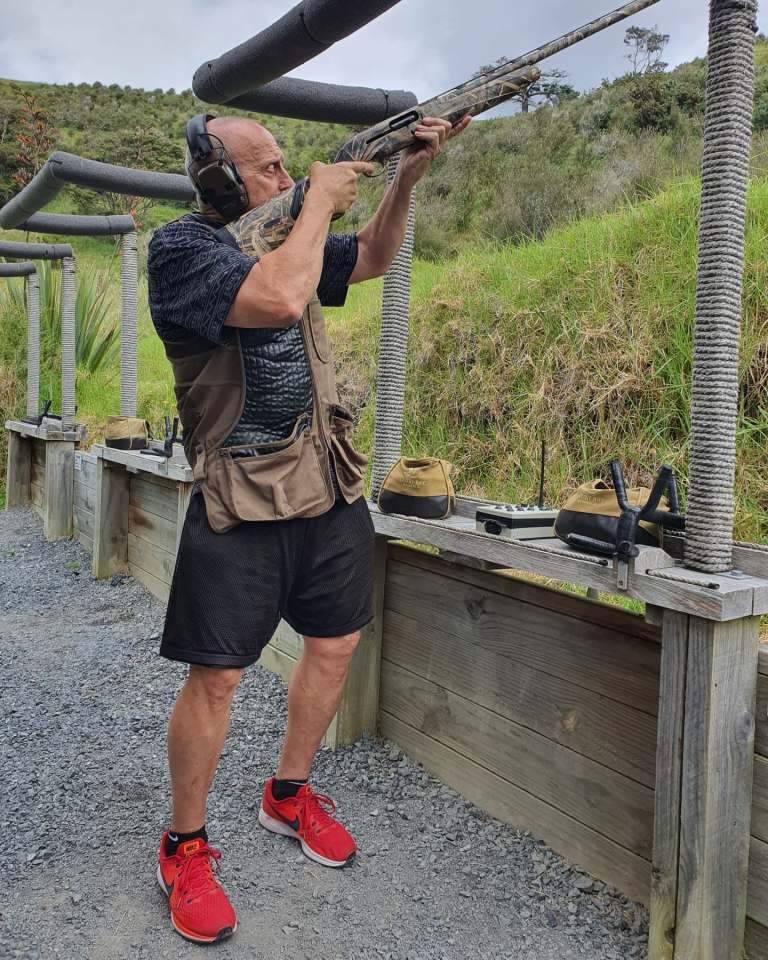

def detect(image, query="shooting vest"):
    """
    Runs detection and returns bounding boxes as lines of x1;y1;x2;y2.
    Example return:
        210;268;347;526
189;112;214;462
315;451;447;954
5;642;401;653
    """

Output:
163;295;369;533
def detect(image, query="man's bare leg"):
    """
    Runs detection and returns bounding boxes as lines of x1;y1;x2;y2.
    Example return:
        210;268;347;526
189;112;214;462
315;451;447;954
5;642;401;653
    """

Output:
276;631;360;779
167;665;244;832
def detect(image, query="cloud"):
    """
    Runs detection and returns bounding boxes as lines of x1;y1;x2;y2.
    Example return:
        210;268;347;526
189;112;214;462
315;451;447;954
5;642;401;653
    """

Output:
1;0;765;108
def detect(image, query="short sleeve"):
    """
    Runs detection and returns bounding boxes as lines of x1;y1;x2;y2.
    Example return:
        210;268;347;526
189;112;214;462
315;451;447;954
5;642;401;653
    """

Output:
318;233;358;308
147;217;254;345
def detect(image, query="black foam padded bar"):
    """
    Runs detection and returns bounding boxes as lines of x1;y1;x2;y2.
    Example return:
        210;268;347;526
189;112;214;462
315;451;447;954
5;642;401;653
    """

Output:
194;0;402;103
0;240;74;260
227;76;417;124
0;261;36;277
18;213;137;236
0;152;194;230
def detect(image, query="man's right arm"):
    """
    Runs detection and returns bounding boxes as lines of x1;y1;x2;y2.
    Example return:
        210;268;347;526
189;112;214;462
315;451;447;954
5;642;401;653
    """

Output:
226;160;374;330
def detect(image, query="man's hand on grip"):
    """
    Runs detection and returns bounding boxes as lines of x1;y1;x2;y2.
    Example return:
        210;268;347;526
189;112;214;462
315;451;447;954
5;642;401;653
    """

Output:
308;160;375;216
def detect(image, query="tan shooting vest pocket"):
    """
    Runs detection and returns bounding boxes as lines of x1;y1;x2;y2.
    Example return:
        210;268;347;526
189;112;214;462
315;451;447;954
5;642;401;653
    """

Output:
328;404;369;501
202;412;329;528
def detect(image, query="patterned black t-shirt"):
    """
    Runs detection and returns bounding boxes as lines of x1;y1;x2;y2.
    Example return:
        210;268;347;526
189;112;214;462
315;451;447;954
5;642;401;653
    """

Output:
147;214;358;499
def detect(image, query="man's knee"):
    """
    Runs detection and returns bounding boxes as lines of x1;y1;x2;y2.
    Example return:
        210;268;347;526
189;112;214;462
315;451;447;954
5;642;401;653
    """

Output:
187;665;244;711
303;631;361;668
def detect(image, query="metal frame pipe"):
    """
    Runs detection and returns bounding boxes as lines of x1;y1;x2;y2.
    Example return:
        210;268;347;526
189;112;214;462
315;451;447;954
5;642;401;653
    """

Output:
18;213;137;236
193;0;403;103
0;262;36;277
0;240;73;260
0;152;193;230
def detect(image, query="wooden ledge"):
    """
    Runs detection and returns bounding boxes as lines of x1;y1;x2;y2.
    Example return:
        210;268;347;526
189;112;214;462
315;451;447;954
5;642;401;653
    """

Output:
368;499;768;623
5;418;86;442
93;442;194;483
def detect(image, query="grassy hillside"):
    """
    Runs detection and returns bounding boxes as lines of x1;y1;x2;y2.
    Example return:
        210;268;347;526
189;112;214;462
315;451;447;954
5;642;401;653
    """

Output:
2;176;766;544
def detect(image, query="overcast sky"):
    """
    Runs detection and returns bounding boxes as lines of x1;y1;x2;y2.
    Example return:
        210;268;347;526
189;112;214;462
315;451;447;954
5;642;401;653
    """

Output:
2;0;767;114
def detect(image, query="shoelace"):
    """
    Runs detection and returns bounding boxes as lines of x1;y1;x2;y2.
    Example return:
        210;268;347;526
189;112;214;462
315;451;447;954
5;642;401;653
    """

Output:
174;845;222;903
300;791;339;837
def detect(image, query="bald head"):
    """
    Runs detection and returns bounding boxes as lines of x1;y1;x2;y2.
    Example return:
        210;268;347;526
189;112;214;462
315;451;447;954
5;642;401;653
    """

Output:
189;115;294;222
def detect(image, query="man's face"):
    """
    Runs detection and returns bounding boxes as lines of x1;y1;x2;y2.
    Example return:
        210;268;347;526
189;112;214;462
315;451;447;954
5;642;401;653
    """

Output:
235;131;294;210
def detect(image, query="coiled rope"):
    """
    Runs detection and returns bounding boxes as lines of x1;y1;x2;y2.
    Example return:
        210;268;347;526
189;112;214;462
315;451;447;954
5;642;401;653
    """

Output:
685;0;757;572
26;271;40;419
370;156;415;499
60;256;76;432
120;231;139;416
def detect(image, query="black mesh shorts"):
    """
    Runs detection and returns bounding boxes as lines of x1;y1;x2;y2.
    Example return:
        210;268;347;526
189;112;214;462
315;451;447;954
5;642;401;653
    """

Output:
160;490;376;668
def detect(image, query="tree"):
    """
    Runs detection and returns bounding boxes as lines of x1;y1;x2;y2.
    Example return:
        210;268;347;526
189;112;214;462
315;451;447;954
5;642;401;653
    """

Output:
472;61;575;113
624;25;670;75
10;87;56;189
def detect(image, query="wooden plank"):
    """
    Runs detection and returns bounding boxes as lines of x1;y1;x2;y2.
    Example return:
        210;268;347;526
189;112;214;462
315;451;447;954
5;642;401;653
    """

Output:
745;918;768;960
5;429;31;508
75;452;97;488
77;531;93;555
756;671;768;757
749;836;768;928
31;439;45;467
92;458;130;579
30;480;43;509
175;483;193;553
129;475;179;524
74;478;95;515
380;711;652;905
649;610;689;960
127;533;174;585
383;606;658;786
271;621;304;660
390;542;661;643
30;458;44;489
676;616;761;960
386;560;662;715
128;504;176;554
130;561;170;604
95;442;192;482
43;440;74;540
259;644;296;685
74;506;94;541
753;756;768;845
332;536;388;747
381;660;654;856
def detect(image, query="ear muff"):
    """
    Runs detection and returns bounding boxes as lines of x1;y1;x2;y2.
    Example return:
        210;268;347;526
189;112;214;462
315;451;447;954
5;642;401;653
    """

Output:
185;114;249;220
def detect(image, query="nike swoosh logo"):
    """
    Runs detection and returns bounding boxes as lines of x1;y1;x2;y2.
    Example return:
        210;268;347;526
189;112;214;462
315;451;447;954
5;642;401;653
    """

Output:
287;817;300;831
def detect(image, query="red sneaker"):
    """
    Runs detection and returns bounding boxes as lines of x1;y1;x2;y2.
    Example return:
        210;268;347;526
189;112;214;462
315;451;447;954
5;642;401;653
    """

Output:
157;833;237;944
259;780;357;868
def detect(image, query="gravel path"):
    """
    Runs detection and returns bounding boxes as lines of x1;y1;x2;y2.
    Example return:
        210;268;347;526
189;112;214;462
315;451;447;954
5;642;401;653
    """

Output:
1;507;649;960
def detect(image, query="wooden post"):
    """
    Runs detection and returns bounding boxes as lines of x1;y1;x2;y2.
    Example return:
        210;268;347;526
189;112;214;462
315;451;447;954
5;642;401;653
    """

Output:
43;440;74;540
327;535;388;747
5;429;31;508
92;457;130;578
650;610;760;959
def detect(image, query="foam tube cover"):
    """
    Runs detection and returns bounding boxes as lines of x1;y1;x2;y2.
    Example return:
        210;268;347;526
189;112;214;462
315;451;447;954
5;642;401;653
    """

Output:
0;152;194;229
0;261;36;277
228;76;417;124
193;0;402;102
0;240;74;260
18;213;137;236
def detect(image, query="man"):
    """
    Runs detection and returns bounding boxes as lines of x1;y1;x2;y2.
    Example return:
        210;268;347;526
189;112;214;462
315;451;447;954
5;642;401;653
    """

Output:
147;110;469;944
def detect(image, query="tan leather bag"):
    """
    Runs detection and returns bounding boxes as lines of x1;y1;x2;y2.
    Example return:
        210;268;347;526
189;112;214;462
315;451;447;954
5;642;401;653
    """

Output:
377;457;455;520
104;415;150;451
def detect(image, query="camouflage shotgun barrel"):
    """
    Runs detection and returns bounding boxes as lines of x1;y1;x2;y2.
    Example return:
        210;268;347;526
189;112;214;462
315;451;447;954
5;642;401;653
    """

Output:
226;0;661;257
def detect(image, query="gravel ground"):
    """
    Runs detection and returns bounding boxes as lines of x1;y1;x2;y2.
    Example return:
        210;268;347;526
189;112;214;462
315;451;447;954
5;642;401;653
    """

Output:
1;506;649;960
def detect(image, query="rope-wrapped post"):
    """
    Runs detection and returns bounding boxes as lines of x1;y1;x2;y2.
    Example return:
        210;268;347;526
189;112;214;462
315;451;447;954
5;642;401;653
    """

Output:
60;256;76;432
684;0;757;573
26;271;40;418
120;230;139;416
370;156;416;499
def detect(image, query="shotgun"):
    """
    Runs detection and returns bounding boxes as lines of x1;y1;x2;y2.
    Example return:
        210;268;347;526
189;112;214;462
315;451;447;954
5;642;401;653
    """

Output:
226;0;661;256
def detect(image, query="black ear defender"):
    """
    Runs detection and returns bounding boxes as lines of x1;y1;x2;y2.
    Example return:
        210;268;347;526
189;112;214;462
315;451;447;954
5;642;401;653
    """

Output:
185;114;249;220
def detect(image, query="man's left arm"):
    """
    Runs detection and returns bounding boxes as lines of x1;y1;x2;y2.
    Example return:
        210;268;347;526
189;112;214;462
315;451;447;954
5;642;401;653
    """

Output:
348;115;470;284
